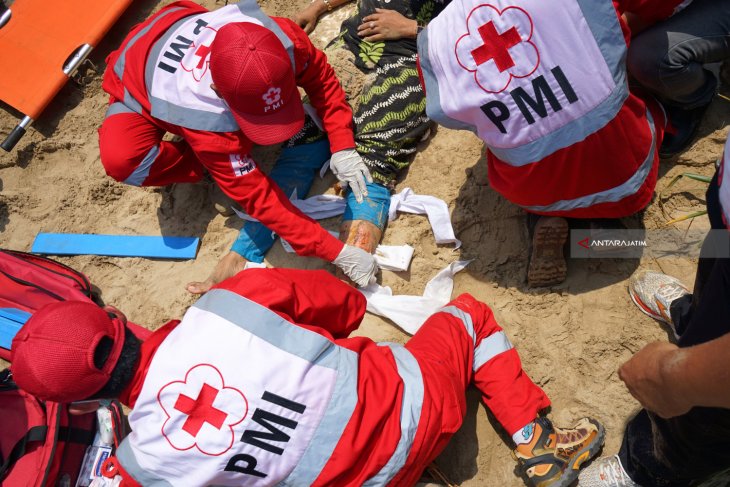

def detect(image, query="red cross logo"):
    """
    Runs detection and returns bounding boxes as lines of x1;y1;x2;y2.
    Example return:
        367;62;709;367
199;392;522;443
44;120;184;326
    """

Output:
158;364;248;456
193;44;212;70
181;25;218;82
470;21;521;72
174;383;228;437
455;5;539;94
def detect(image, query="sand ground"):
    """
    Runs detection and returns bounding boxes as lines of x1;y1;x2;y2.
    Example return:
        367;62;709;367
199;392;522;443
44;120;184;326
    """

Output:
1;1;729;485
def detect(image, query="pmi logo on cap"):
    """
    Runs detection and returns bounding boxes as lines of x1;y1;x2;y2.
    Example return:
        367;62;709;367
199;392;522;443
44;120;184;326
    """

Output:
262;87;283;112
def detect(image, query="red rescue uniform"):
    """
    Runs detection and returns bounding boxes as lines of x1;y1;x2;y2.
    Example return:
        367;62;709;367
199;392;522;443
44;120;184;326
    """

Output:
99;1;355;261
418;0;692;219
102;269;549;486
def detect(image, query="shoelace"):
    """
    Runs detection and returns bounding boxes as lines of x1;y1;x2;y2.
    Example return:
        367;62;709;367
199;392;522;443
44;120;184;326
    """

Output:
655;283;688;307
598;456;634;486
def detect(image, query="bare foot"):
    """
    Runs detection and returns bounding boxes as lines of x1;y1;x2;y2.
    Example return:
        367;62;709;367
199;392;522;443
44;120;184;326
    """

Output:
186;251;248;294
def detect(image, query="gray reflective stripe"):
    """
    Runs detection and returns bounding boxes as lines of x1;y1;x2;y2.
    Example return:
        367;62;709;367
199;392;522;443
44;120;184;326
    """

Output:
437;307;514;371
438;306;476;344
123;88;143;114
104;102;135;118
418;29;475;133
364;343;424;486
576;0;626;89
123;145;159;186
113;6;185;81
116;440;174;487
523;109;656;213
473;331;513;371
145;1;296;132
146;94;239;132
195;289;359;486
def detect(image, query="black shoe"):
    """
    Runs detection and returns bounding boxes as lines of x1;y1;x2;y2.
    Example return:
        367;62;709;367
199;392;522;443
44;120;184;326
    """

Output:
659;103;709;159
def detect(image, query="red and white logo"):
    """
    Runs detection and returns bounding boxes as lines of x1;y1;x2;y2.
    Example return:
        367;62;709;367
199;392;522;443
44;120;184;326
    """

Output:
230;153;256;177
157;364;248;456
181;26;218;82
263;87;282;106
455;5;539;93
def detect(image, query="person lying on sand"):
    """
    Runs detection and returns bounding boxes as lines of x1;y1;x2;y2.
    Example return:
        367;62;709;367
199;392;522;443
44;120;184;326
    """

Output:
12;267;604;487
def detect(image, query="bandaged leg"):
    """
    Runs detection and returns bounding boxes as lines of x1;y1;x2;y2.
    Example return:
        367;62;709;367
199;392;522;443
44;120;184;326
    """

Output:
339;182;390;253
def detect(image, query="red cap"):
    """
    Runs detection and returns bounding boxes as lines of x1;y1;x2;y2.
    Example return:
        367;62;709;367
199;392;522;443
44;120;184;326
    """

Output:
210;23;304;145
11;301;126;403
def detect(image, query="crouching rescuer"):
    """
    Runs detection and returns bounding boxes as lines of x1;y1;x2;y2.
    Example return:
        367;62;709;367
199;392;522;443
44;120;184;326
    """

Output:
11;268;604;486
97;0;377;290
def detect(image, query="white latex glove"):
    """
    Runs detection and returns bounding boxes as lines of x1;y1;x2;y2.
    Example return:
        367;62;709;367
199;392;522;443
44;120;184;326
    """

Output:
330;149;373;203
333;244;379;287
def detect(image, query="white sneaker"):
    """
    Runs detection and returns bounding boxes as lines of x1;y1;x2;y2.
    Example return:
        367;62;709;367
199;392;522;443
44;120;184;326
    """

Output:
578;455;640;487
628;270;689;328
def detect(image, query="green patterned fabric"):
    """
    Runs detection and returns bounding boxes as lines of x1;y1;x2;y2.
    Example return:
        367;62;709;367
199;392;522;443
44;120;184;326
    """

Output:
326;0;449;186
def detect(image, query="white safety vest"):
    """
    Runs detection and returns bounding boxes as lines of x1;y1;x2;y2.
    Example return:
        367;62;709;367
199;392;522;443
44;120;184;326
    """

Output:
418;0;628;166
112;2;295;132
115;289;359;486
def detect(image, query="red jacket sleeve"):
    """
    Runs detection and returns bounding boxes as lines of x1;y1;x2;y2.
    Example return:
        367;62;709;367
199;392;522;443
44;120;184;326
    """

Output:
179;127;344;262
613;0;691;24
274;17;356;154
214;268;366;339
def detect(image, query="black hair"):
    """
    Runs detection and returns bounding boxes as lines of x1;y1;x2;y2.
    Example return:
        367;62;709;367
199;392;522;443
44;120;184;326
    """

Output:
92;327;141;399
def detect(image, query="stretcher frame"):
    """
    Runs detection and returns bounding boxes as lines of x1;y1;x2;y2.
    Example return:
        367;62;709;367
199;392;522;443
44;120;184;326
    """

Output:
0;0;133;151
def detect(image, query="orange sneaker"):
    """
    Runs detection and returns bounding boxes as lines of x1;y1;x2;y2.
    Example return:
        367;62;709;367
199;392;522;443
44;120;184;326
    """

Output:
513;417;605;487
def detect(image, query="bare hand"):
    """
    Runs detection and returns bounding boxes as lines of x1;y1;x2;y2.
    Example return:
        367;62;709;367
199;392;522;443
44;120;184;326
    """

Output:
618;341;692;418
293;4;321;34
358;8;418;42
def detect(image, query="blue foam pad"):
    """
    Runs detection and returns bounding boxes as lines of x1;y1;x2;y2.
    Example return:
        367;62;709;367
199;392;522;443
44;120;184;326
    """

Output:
0;307;31;350
32;233;199;260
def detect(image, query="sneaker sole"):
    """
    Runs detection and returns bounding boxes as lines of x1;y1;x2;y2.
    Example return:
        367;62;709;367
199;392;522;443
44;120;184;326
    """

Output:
528;217;568;287
553;420;606;487
628;286;670;324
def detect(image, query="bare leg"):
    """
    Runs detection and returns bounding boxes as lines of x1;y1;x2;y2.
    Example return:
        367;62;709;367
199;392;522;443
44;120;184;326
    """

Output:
186;251;248;294
336;219;382;283
335;220;383;286
339;219;382;253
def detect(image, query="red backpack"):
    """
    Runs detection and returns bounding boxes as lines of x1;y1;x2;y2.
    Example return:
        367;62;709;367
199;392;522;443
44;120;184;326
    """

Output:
0;249;94;361
0;250;127;487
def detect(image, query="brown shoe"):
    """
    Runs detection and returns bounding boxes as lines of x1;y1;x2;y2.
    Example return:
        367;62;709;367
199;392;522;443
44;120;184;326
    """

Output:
527;216;568;287
513;417;605;487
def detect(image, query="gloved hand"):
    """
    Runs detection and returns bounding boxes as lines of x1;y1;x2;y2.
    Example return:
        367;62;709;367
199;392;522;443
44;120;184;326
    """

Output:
333;244;379;287
330;149;373;203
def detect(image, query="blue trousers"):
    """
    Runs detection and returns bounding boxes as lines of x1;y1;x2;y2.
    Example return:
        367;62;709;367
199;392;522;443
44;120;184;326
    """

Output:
231;141;391;262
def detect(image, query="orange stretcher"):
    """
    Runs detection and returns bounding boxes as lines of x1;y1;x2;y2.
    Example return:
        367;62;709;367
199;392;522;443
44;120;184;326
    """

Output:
0;0;134;151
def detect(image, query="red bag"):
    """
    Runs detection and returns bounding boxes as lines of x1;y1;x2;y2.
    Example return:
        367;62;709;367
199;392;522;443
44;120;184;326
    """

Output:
0;369;97;487
0;249;93;306
0;250;129;486
0;249;94;361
